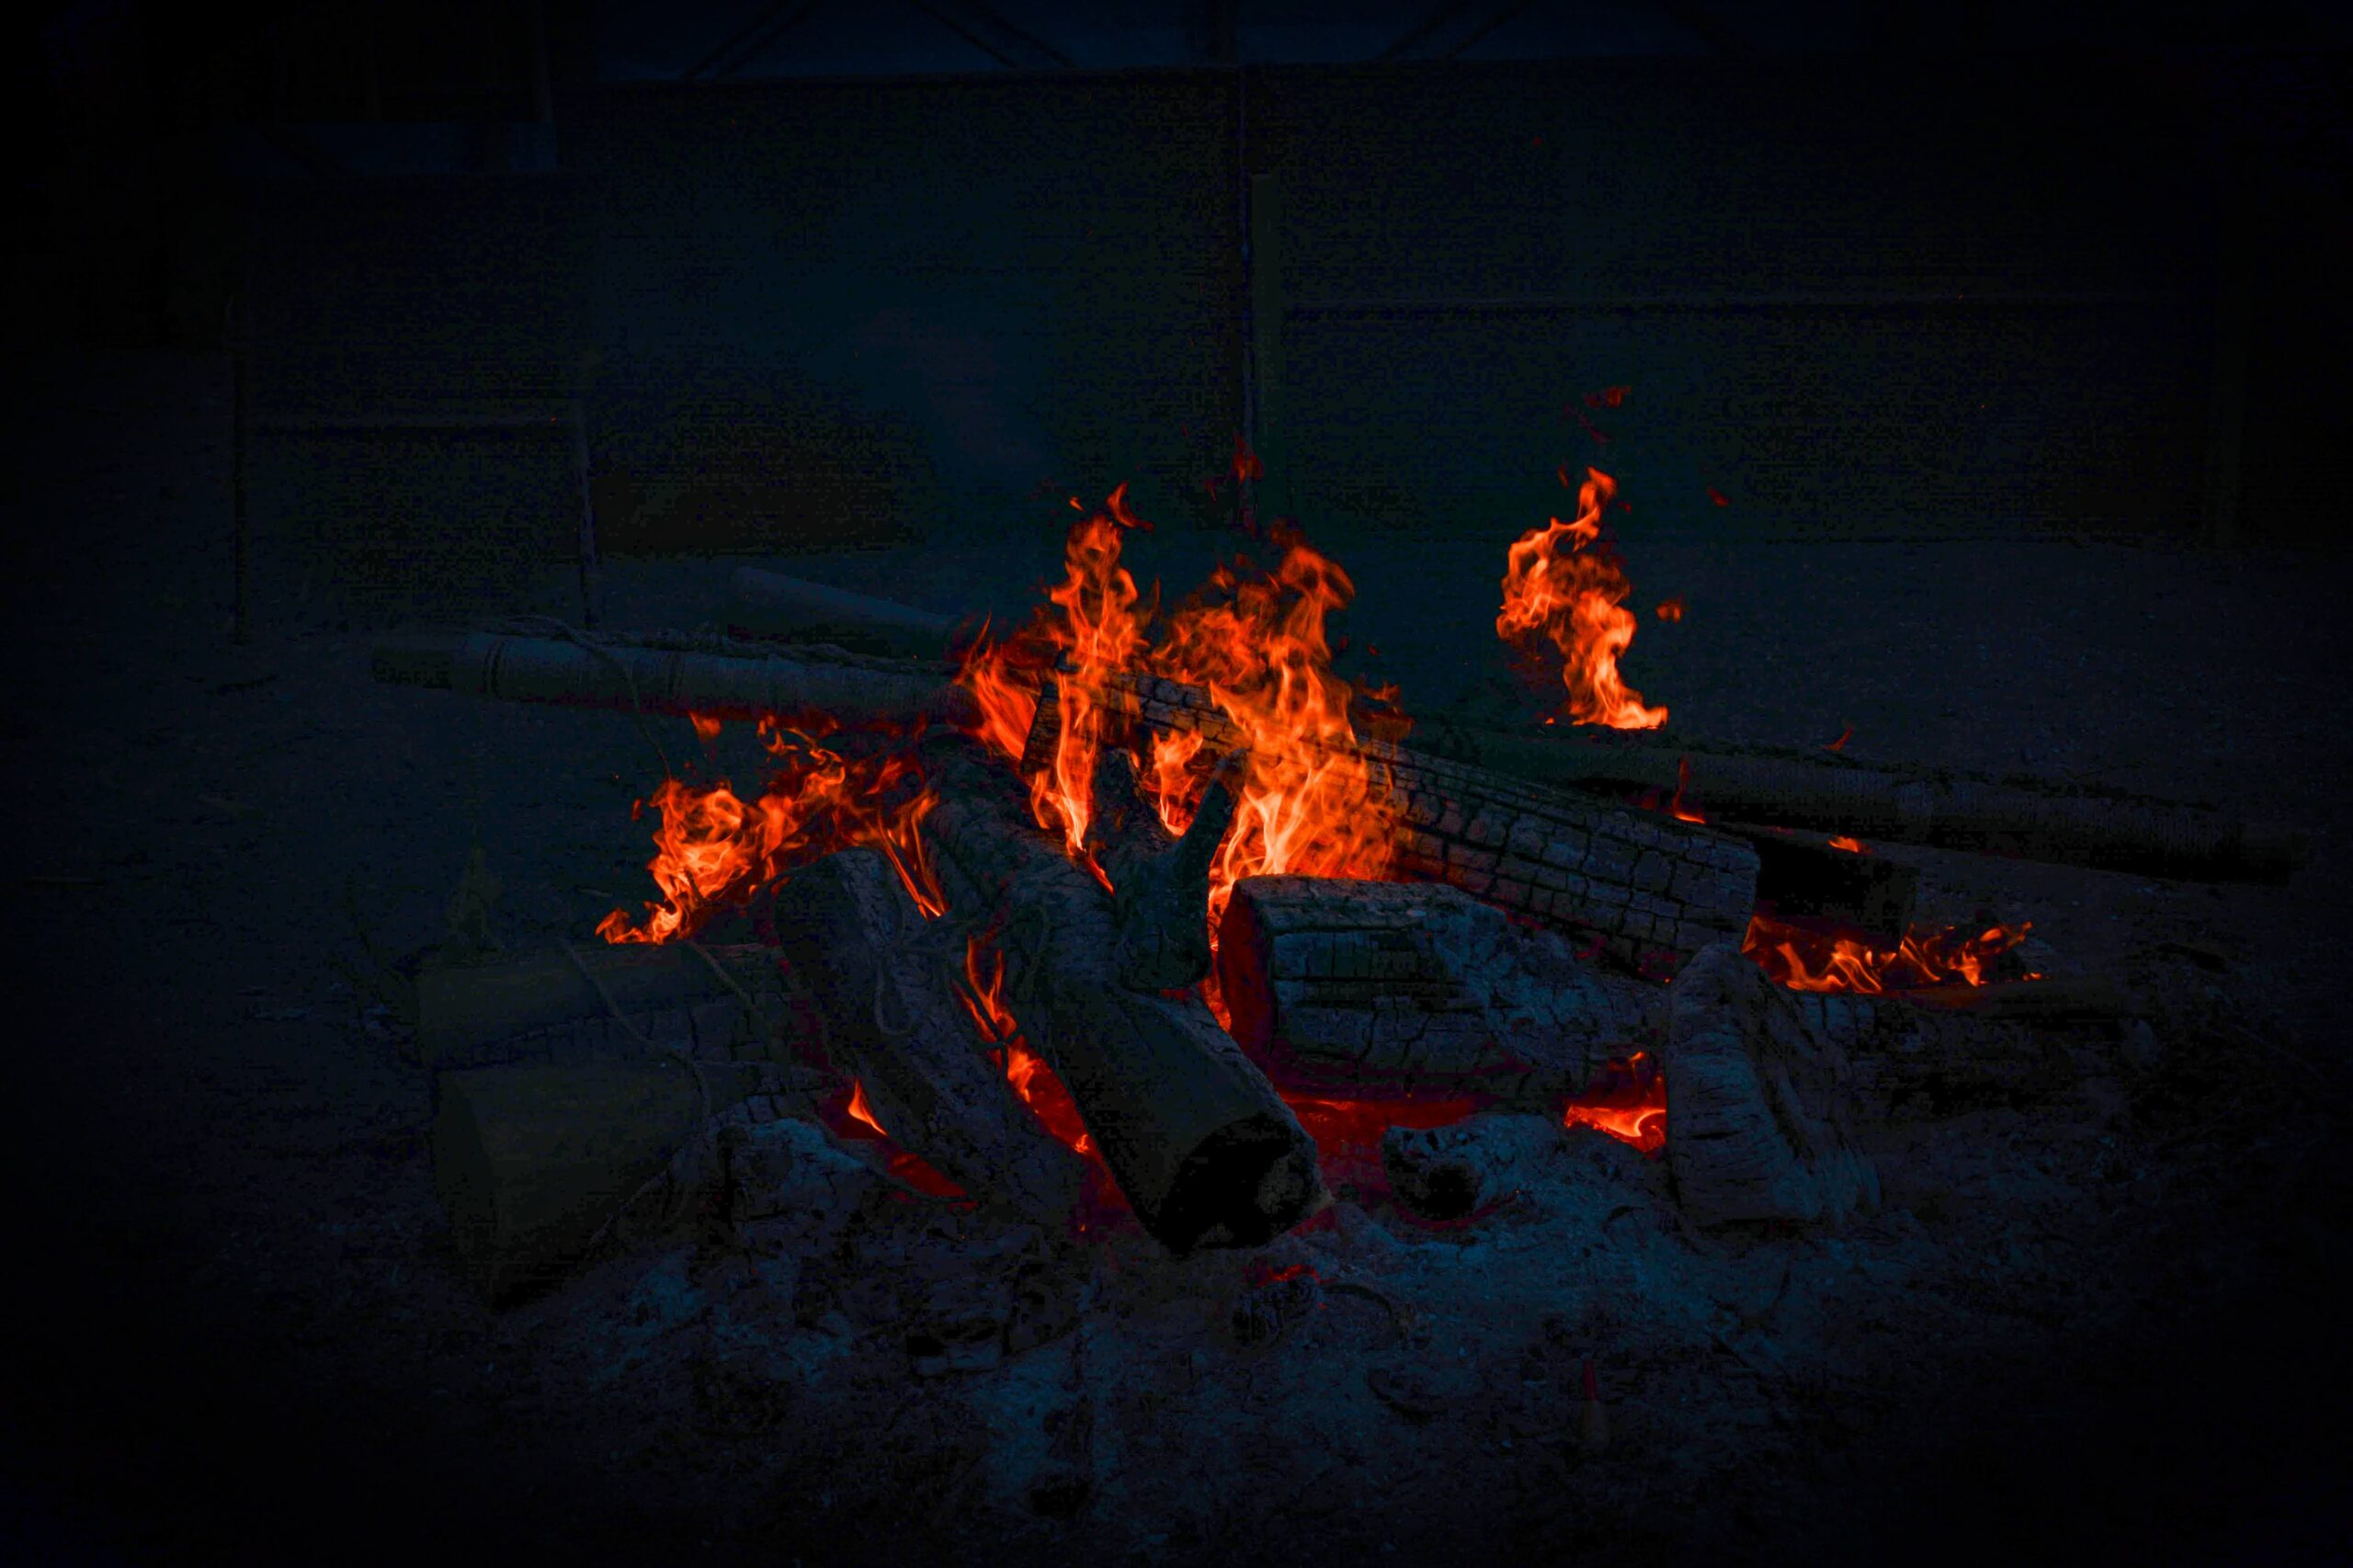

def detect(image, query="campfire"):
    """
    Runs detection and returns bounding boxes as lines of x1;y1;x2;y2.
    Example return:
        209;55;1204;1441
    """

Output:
377;470;2299;1297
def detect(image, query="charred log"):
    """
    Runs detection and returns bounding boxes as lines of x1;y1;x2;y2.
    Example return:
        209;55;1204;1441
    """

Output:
918;742;1325;1253
1405;716;2304;885
769;847;1087;1228
1087;746;1242;992
1217;876;1655;1104
1024;672;1761;974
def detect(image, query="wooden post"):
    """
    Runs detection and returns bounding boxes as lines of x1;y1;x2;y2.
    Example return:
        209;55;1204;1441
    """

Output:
1246;172;1290;523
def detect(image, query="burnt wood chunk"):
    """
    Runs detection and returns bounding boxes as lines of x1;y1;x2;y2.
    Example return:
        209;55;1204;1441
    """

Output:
414;941;791;1070
1218;876;1657;1104
920;743;1325;1253
1660;942;1879;1227
770;848;1087;1229
1087;747;1242;992
1381;1114;1567;1221
1722;826;1918;947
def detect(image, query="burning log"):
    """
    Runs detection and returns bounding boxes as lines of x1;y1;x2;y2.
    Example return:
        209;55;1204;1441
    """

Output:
918;743;1326;1252
1381;1113;1566;1221
1661;942;1879;1228
431;1055;781;1299
415;941;790;1070
1217;876;1655;1103
769;847;1087;1228
728;567;966;661
1407;718;2304;885
1023;675;1761;974
372;628;977;732
1088;747;1243;992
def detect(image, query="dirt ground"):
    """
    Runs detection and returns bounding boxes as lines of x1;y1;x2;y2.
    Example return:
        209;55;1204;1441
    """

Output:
6;349;2348;1566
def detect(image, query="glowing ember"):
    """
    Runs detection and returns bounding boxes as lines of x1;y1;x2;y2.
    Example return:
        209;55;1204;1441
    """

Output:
1561;1051;1667;1155
1744;911;2032;994
1655;597;1684;622
1825;835;1868;854
959;930;1095;1157
597;718;942;945
825;1079;967;1199
1497;466;1668;730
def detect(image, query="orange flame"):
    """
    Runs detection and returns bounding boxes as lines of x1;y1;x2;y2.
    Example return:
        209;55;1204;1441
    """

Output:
1655;597;1684;622
597;722;942;945
958;930;1095;1157
844;1077;886;1136
1744;912;2031;994
1561;1051;1667;1155
1826;835;1867;854
1497;467;1668;730
954;497;1404;1022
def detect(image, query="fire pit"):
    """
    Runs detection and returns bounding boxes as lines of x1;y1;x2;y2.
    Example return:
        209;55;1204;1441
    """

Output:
372;472;2303;1551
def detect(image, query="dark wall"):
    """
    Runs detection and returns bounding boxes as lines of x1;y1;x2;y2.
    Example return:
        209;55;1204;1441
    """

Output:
1252;57;2218;543
560;73;1245;552
220;50;2338;614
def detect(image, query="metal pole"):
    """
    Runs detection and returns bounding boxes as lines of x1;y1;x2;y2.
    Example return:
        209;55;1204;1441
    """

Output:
229;293;251;645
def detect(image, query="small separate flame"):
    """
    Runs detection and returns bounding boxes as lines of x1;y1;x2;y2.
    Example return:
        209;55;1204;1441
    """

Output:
1497;467;1668;730
1825;835;1868;854
597;718;941;945
960;930;1095;1157
844;1078;886;1137
1744;911;2032;994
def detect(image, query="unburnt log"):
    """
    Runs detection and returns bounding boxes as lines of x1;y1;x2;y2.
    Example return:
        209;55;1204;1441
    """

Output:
431;1055;787;1300
1086;747;1242;991
1381;1114;1567;1221
372;628;977;731
727;567;967;661
1218;876;1656;1104
1024;674;1760;974
918;744;1325;1252
1662;942;1879;1227
415;941;794;1070
769;847;1087;1227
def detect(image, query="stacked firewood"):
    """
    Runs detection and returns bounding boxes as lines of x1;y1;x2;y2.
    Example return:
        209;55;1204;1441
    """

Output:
381;576;2279;1299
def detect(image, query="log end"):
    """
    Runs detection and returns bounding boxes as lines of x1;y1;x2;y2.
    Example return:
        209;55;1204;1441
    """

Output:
1150;1114;1327;1254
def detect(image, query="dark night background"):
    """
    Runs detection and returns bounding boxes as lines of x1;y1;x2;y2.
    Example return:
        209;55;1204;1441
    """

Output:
5;3;2349;1563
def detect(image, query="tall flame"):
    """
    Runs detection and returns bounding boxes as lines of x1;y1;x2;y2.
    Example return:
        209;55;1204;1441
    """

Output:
954;497;1404;1014
597;720;942;945
1497;466;1668;730
958;929;1094;1157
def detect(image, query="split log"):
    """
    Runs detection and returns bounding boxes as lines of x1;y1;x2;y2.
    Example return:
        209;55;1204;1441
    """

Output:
1086;747;1242;991
1381;1114;1566;1221
431;1055;781;1300
1405;717;2303;885
769;847;1087;1228
1024;674;1761;974
728;567;966;661
372;628;977;732
415;941;791;1070
1218;876;1655;1104
1661;942;1879;1227
917;741;1326;1253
